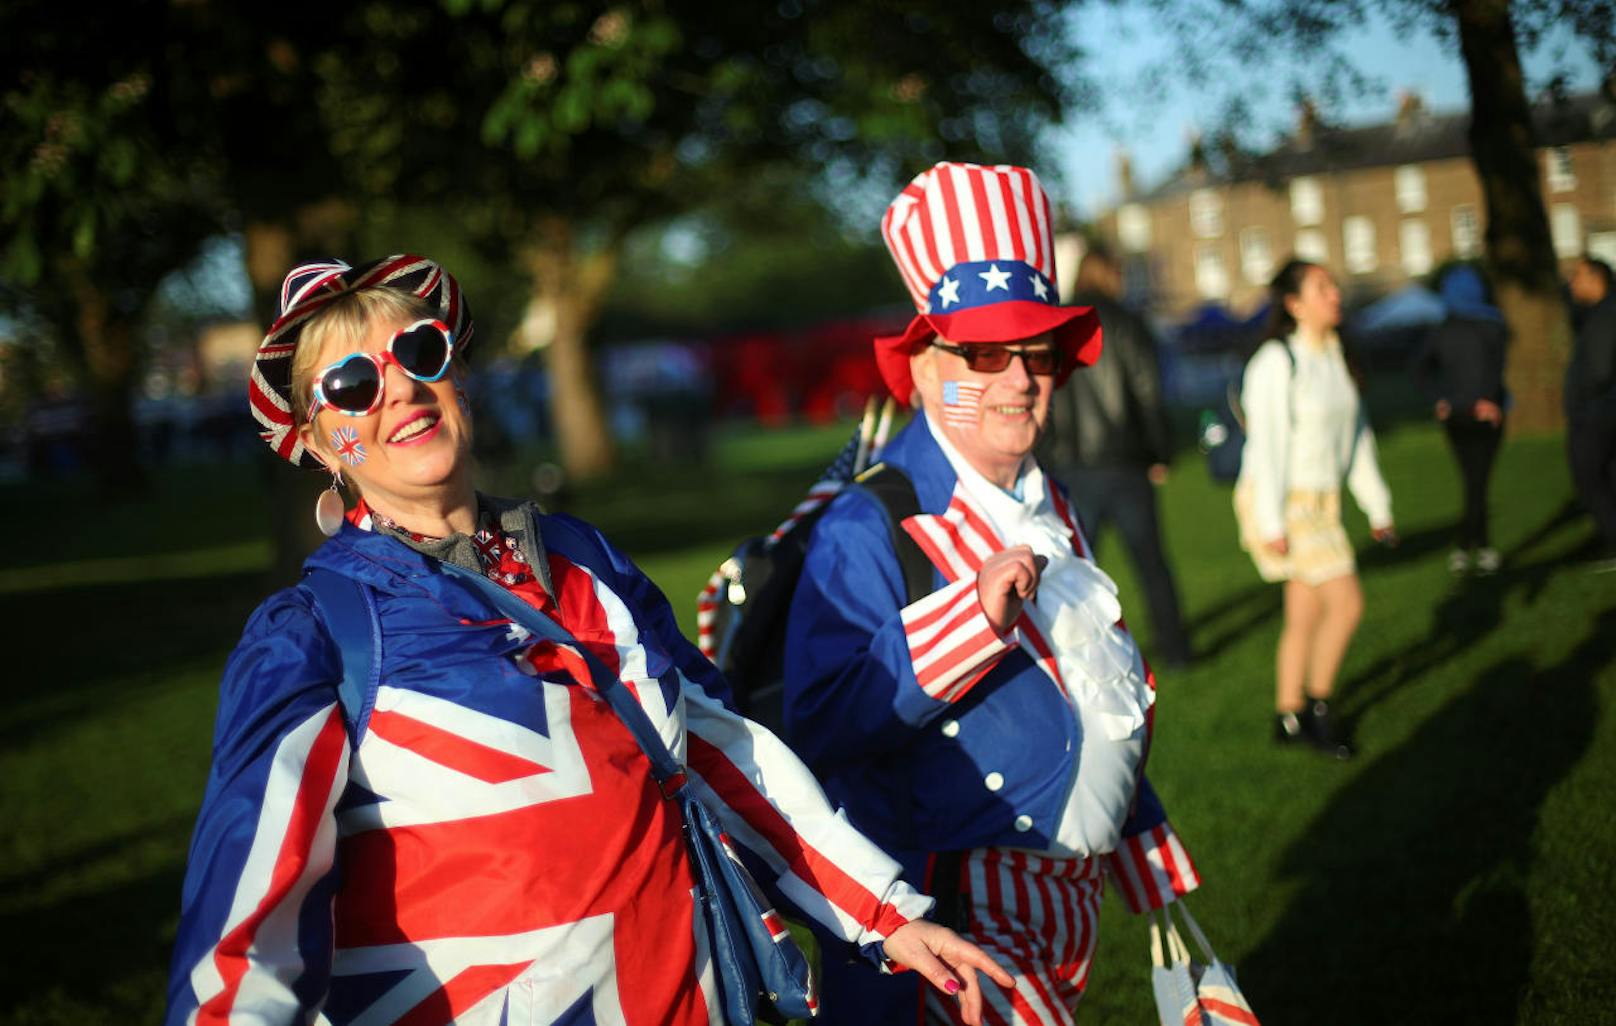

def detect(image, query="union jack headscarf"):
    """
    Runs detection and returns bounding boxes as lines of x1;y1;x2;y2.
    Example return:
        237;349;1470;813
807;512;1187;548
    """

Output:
249;254;474;468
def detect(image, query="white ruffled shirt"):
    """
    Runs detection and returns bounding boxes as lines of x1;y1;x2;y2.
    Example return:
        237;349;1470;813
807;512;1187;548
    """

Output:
929;420;1151;858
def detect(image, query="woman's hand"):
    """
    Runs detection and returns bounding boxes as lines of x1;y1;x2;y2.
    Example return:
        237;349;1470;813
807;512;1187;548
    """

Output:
882;920;1015;1026
1372;525;1399;547
1472;399;1503;425
976;545;1046;635
1262;536;1290;556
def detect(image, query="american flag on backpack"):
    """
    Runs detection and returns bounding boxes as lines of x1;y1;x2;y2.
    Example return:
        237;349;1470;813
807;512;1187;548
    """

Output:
696;405;888;661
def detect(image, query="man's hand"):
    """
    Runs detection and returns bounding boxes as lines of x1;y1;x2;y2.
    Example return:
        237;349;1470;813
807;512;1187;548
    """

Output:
976;545;1046;635
1435;399;1452;421
1147;463;1169;486
1472;398;1503;425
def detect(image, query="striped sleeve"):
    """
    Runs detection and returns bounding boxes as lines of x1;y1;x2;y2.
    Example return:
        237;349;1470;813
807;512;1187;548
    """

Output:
783;489;1010;770
902;576;1016;704
165;591;349;1026
580;524;933;962
1106;822;1201;912
682;680;933;957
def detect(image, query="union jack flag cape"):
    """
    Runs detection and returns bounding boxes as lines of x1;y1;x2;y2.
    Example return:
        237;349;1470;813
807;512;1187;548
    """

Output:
165;504;931;1026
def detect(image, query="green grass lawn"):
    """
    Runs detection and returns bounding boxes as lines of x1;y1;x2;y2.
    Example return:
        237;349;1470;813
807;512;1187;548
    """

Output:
1;418;1612;1024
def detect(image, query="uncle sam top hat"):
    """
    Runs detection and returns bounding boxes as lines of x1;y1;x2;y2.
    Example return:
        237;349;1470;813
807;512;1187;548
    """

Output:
875;161;1102;405
249;254;474;468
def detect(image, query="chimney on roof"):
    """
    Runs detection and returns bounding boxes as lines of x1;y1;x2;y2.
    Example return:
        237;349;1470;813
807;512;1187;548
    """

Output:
1395;89;1426;133
1186;128;1208;180
1296;98;1319;149
1115;148;1135;199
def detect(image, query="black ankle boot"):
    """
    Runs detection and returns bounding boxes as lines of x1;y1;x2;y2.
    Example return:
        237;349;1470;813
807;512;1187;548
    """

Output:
1301;699;1355;760
1274;711;1305;744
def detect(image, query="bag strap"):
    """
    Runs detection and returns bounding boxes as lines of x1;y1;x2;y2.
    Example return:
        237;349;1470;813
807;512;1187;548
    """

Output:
847;462;933;604
303;567;382;745
435;561;687;788
1168;900;1221;965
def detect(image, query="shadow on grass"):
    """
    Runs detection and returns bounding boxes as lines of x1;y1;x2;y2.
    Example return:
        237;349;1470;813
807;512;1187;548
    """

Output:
1240;607;1612;1024
0;817;193;1024
1184;524;1449;662
1340;504;1592;729
0;571;262;749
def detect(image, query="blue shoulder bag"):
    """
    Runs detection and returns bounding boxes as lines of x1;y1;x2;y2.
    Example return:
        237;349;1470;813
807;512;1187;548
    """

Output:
304;562;817;1025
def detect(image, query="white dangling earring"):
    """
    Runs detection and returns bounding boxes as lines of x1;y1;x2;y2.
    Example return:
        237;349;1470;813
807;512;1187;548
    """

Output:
315;470;347;537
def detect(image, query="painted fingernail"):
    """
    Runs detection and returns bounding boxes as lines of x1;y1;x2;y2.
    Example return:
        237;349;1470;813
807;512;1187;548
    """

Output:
944;979;961;995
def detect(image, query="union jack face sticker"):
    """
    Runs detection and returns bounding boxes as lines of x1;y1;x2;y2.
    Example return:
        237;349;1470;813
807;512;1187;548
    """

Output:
331;425;367;465
941;380;983;428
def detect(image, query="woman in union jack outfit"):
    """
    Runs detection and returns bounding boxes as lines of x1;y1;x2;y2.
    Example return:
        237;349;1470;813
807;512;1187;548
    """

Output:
784;163;1203;1025
164;255;1010;1026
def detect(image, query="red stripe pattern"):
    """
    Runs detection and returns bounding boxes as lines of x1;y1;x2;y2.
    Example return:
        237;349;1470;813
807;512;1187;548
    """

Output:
880;164;1061;315
1105;822;1202;914
924;849;1105;1026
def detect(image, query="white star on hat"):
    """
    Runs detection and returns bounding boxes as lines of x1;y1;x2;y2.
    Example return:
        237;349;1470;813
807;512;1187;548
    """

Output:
979;264;1011;292
1029;274;1049;300
938;275;962;307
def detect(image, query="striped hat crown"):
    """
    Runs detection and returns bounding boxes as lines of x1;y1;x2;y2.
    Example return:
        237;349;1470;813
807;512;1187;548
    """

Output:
249;254;474;468
873;162;1101;405
882;162;1059;317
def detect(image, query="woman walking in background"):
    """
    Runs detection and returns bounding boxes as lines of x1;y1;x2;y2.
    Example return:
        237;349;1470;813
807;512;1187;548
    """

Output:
1415;264;1508;575
1235;259;1397;760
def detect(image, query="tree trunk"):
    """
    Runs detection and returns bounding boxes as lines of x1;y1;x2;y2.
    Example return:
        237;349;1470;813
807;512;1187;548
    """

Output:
61;261;147;497
1453;0;1572;433
522;217;620;481
243;208;357;588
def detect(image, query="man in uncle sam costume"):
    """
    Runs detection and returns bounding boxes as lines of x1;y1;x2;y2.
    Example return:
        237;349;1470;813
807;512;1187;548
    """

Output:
783;162;1201;1025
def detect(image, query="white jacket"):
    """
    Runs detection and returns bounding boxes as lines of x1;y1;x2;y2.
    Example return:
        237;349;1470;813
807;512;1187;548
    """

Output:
1237;335;1394;542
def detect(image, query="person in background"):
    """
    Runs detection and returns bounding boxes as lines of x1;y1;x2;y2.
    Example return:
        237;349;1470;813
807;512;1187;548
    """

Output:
1414;264;1508;575
785;162;1201;1026
1041;245;1192;668
1565;255;1616;570
1234;259;1397;760
164;255;1010;1026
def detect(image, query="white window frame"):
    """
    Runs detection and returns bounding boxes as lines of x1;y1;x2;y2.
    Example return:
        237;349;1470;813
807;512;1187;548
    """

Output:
1546;147;1576;193
1450;204;1481;259
1117;203;1152;253
1295;227;1329;264
1343;216;1377;274
1394;165;1427;213
1239;226;1273;284
1189;189;1223;239
1551;203;1583;258
1193;242;1229;298
1399;219;1432;276
1290;177;1323;226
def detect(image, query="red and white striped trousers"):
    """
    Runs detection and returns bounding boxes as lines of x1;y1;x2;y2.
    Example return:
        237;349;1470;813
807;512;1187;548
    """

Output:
926;848;1106;1026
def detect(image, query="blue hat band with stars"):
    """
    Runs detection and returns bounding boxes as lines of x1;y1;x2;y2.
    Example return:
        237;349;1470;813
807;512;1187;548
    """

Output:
926;260;1057;316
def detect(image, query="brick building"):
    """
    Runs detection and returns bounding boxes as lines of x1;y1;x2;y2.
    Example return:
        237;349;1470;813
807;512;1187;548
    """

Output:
1092;89;1616;318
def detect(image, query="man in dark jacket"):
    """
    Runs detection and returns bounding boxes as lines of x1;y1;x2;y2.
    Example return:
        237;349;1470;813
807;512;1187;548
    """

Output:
1040;246;1192;666
1567;255;1616;567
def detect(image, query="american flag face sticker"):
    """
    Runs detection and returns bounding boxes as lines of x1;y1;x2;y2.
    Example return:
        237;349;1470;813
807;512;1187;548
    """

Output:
331;425;367;465
941;380;983;428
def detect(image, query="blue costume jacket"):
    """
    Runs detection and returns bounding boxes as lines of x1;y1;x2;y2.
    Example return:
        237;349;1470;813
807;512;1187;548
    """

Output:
784;415;1198;1020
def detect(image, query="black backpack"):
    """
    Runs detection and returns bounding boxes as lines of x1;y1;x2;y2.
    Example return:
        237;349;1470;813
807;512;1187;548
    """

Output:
1198;340;1296;484
698;461;933;734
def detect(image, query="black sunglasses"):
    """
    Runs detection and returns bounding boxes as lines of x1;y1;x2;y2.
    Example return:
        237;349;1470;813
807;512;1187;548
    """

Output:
307;319;455;420
931;340;1060;375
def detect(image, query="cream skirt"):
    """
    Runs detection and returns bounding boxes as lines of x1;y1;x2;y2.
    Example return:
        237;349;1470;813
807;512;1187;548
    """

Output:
1234;485;1356;585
